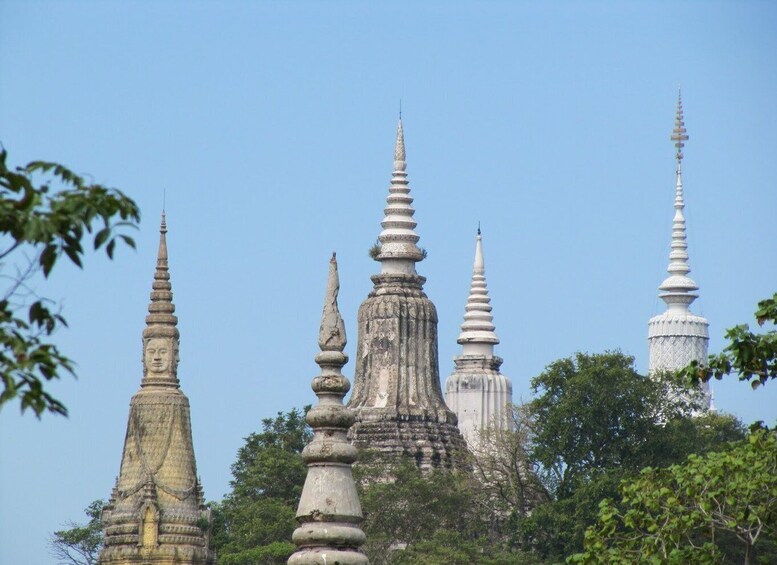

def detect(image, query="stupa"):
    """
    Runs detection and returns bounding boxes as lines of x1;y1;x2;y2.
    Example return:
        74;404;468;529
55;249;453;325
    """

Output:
647;93;711;410
100;214;214;565
347;118;467;469
445;228;512;446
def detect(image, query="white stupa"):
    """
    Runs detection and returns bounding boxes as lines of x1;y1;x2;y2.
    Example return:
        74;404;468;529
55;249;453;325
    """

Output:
445;228;513;446
647;92;711;410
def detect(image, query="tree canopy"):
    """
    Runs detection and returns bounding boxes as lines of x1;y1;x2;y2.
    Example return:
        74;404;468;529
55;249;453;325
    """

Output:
0;148;140;417
571;426;777;564
49;500;105;565
516;351;745;559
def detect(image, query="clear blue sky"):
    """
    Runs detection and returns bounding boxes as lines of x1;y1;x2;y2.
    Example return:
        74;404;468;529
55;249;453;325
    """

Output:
1;2;776;563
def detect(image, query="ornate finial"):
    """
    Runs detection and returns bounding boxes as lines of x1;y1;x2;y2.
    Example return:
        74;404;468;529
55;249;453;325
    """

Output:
377;118;424;274
142;212;179;386
399;99;402;120
318;252;347;352
289;255;367;565
394;117;406;165
477;221;481;236
671;90;688;162
458;228;499;355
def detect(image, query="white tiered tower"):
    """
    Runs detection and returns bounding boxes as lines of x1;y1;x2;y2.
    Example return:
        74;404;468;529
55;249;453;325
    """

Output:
647;93;711;410
445;228;512;446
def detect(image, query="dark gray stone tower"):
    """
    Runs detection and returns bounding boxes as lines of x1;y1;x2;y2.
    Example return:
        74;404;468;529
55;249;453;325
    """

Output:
347;119;467;469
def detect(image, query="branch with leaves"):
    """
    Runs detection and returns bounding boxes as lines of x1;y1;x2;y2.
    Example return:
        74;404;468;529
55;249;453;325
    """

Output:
0;148;140;416
680;293;777;390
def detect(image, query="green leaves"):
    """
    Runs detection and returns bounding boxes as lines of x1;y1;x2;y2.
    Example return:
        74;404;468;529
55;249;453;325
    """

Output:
0;147;140;417
49;499;106;565
679;293;777;389
214;408;312;562
571;429;777;564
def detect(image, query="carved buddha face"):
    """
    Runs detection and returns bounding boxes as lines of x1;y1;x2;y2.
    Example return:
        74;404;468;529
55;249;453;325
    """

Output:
145;338;171;374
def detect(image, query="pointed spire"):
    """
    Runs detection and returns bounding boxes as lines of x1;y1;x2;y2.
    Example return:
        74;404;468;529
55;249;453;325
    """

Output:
658;93;699;312
142;212;180;386
290;254;367;565
458;227;499;356
377;117;424;275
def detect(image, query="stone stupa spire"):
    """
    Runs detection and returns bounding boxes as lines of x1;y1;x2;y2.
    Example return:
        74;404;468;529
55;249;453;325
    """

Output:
141;211;180;388
376;117;425;275
445;228;512;446
289;253;367;565
348;119;466;469
648;93;711;411
100;214;214;565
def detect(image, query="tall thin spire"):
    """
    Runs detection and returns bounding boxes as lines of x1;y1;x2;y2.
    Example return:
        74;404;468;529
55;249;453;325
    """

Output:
445;227;511;447
458;228;499;356
290;254;367;565
141;212;180;387
658;91;698;312
376;118;424;275
101;213;213;565
647;94;711;412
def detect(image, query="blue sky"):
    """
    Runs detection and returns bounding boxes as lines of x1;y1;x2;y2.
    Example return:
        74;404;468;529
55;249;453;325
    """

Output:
1;2;776;563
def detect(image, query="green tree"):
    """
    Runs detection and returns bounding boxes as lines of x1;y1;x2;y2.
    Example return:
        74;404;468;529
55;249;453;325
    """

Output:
213;407;311;564
518;351;745;560
571;427;777;565
49;500;106;565
355;454;522;565
680;293;777;389
0;148;140;417
528;352;670;500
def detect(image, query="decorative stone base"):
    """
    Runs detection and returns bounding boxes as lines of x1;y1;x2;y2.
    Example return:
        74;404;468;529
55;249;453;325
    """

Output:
348;413;467;469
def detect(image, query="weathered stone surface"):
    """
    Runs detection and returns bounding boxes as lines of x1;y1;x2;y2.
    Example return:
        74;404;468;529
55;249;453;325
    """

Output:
289;254;367;565
100;214;213;565
348;275;467;469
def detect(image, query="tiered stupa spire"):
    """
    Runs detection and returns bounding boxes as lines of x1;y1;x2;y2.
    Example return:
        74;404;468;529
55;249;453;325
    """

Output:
100;214;214;565
289;254;367;565
648;93;711;411
376;118;425;275
348;118;466;469
445;228;512;446
658;92;699;312
458;227;500;356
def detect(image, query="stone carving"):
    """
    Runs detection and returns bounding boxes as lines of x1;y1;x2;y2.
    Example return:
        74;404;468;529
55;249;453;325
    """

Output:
145;337;173;375
289;253;367;565
100;214;214;565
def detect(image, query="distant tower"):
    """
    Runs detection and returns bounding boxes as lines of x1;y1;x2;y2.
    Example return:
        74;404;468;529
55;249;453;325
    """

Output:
289;254;367;565
647;93;711;409
347;118;467;468
100;214;214;565
445;228;512;446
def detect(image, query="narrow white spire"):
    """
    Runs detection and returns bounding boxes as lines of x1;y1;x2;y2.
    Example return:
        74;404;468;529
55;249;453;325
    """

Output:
658;91;699;312
377;117;424;275
458;227;499;356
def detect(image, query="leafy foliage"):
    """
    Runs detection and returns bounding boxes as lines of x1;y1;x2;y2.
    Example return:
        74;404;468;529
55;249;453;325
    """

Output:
517;352;745;559
213;407;312;564
49;500;106;565
680;293;777;389
355;454;521;565
0;148;140;416
571;427;777;564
